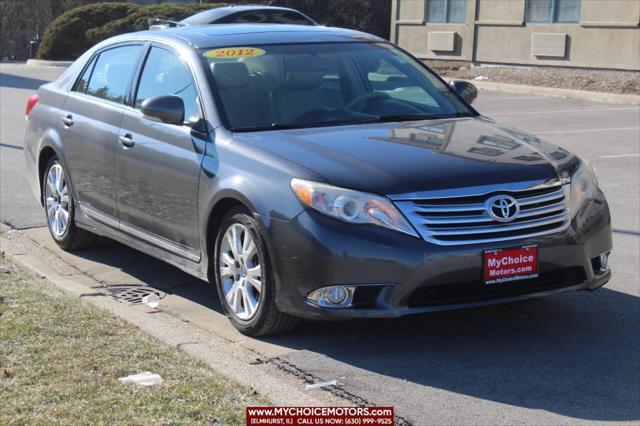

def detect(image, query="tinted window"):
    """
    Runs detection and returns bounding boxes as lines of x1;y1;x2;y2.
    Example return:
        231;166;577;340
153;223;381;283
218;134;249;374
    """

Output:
554;0;580;22
225;11;268;23
135;47;198;121
526;0;551;22
221;10;314;25
74;56;97;93
86;45;143;103
525;0;580;23
426;0;467;23
269;11;314;25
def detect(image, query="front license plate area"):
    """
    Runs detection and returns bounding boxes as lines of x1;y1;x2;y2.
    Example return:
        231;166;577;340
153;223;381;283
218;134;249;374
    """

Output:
484;245;539;285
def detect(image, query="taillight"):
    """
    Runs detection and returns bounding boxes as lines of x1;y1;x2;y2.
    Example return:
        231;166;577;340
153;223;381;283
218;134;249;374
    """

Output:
25;94;39;118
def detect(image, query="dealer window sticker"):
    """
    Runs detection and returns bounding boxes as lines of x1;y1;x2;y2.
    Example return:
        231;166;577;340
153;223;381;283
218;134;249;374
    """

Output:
203;47;265;59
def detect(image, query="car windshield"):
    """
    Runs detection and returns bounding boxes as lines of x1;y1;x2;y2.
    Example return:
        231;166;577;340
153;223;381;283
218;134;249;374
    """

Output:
201;42;475;131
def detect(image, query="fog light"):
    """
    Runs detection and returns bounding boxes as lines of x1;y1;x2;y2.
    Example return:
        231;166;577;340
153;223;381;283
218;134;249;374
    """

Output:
591;252;610;275
307;285;355;308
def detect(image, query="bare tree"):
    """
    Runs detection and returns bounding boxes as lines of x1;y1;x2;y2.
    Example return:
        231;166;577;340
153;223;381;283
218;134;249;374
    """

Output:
0;0;121;60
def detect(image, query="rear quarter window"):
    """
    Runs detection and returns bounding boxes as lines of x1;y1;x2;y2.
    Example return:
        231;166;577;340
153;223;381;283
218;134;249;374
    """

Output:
84;45;143;104
74;56;97;93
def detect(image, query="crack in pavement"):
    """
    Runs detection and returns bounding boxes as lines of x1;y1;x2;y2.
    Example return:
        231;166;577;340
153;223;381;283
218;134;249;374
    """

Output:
268;357;414;426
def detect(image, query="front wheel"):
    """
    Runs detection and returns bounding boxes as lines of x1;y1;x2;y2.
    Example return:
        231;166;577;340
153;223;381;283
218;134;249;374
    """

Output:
213;207;298;336
43;156;96;250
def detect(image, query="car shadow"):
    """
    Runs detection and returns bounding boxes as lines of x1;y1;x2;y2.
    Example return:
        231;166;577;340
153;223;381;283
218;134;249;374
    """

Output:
0;72;50;90
74;236;639;422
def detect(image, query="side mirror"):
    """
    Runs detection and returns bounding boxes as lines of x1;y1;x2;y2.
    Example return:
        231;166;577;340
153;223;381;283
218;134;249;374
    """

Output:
449;80;478;104
141;95;184;125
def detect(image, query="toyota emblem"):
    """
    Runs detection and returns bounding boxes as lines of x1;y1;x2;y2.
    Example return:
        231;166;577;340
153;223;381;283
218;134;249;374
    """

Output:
486;195;520;222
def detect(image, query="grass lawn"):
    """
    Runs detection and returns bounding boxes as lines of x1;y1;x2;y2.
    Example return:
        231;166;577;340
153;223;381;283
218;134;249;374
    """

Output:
0;256;264;425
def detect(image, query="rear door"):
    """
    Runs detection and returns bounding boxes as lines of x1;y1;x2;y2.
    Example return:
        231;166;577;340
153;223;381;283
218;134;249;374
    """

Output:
61;44;144;220
115;45;205;261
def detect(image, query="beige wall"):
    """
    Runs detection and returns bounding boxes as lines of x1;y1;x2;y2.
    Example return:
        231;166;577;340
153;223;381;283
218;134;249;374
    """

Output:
392;0;477;61
391;0;640;70
581;0;640;26
476;0;524;23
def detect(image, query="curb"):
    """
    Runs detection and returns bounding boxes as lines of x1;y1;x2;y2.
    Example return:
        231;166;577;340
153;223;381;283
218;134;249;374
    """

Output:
451;79;640;105
0;224;343;409
26;59;73;68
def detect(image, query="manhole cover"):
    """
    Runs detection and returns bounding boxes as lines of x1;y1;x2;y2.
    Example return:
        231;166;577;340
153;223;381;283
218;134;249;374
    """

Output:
103;285;166;305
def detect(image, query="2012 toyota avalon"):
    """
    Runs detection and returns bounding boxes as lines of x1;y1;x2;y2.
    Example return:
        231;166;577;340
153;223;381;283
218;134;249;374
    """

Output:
23;24;612;335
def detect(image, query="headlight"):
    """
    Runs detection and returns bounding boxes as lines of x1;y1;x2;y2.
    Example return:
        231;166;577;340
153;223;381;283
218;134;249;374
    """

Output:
570;159;598;217
290;178;418;237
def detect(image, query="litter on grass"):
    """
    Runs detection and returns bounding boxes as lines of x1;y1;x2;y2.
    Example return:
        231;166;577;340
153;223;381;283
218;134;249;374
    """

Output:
118;371;163;387
305;380;338;390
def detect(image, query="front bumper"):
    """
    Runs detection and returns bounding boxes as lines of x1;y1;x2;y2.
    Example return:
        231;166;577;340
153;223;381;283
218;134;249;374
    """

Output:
262;191;612;320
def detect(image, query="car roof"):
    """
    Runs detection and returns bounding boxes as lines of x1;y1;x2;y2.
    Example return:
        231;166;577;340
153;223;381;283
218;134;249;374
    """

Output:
125;24;384;49
180;5;317;25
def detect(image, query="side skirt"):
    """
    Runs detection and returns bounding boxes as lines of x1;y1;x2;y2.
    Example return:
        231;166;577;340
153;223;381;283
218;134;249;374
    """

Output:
75;203;208;282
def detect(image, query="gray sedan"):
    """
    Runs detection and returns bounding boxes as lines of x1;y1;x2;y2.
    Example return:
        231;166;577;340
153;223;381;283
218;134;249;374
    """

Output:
23;24;612;336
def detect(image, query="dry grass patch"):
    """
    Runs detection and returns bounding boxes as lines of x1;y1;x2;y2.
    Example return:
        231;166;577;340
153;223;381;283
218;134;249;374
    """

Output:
0;257;264;425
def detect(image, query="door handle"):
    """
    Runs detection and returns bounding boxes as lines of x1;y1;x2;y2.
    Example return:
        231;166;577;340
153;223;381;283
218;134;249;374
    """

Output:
61;114;73;127
118;134;135;148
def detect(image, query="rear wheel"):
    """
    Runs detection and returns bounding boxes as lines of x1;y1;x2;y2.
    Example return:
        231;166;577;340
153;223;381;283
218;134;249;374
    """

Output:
213;207;299;336
43;156;96;250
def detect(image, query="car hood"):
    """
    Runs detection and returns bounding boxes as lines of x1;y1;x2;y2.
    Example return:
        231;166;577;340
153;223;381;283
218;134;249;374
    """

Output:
236;117;578;198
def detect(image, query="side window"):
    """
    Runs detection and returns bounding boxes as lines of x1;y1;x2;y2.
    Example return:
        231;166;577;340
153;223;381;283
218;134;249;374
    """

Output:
86;45;143;104
525;0;580;23
74;56;97;94
269;11;313;25
135;47;198;122
426;0;468;24
225;11;269;23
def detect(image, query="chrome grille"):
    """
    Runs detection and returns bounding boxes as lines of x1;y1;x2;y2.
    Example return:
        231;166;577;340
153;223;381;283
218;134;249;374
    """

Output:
395;184;570;245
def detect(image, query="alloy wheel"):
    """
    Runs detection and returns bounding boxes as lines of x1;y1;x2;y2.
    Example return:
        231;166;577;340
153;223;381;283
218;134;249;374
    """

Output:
45;163;70;237
219;223;263;320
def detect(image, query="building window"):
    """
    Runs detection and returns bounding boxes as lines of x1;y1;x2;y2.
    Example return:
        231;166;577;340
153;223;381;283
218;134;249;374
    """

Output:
525;0;581;23
426;0;467;24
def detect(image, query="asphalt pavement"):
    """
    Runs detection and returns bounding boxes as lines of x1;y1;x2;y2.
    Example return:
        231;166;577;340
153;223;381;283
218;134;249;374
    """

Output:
1;64;62;229
1;63;639;425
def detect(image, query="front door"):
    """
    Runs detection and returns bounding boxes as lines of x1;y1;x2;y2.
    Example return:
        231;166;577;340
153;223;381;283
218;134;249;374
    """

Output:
116;45;205;261
61;44;144;218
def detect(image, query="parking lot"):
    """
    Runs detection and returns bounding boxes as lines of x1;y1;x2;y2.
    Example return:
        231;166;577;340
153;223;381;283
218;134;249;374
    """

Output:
1;63;639;425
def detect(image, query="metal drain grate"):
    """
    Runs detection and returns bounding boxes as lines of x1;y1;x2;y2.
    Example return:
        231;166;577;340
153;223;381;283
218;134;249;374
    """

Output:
103;284;166;305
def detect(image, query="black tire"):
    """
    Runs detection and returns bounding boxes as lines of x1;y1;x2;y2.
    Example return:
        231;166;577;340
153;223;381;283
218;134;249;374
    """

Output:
42;156;96;250
213;206;299;336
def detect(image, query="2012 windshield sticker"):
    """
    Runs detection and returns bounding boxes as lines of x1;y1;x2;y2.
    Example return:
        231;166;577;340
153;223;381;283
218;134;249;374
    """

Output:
204;47;265;58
